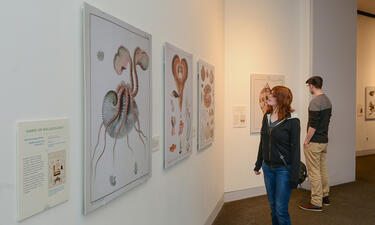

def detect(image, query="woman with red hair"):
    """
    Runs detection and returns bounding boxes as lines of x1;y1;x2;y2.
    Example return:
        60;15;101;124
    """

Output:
254;86;301;225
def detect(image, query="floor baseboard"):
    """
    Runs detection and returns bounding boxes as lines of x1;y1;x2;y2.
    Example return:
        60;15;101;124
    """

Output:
224;186;267;203
205;194;224;225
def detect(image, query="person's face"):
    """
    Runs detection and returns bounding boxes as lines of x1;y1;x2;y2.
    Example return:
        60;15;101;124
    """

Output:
267;91;277;107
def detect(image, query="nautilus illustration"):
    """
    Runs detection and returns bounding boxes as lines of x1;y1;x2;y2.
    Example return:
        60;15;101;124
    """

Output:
91;46;149;179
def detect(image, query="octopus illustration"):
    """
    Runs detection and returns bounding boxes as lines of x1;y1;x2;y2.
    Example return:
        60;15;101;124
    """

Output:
259;83;271;114
171;55;188;112
91;46;149;178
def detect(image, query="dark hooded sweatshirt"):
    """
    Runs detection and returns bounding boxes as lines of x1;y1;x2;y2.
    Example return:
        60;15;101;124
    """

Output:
254;113;301;189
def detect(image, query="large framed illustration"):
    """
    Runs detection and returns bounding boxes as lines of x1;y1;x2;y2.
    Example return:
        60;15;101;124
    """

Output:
250;74;284;133
365;86;375;120
84;3;152;214
164;43;193;168
197;60;215;150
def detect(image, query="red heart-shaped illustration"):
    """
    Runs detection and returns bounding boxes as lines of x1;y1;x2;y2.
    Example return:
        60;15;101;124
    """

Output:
172;55;188;111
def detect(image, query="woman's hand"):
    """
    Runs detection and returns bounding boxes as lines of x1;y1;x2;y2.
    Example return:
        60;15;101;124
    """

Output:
254;170;261;175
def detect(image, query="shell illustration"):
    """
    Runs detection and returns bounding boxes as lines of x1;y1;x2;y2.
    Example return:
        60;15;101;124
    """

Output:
102;90;139;138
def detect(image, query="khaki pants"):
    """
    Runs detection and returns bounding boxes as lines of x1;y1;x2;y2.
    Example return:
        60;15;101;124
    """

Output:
304;142;330;207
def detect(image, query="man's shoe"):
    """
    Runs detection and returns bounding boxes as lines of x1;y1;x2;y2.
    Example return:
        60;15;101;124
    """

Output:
323;196;330;206
298;203;323;212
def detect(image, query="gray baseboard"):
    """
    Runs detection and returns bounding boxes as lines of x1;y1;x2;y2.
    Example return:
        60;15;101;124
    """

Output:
224;186;267;203
356;149;375;157
205;194;224;225
299;177;355;191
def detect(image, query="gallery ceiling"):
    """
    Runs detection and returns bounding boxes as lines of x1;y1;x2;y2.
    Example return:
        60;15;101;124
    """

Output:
358;0;375;15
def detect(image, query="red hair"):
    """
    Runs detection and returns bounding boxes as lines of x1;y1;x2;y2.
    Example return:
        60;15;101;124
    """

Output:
267;86;294;120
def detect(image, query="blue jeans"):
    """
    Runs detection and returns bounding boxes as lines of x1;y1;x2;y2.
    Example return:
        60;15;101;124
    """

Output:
262;162;292;225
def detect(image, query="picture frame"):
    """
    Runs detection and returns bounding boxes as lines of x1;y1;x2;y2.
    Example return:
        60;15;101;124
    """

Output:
365;86;375;120
250;74;284;133
197;60;215;151
83;3;152;214
164;42;193;168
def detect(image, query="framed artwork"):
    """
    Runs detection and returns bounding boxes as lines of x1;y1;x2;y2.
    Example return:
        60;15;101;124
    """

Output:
197;60;215;151
84;3;152;214
164;42;193;168
250;74;284;133
365;87;375;120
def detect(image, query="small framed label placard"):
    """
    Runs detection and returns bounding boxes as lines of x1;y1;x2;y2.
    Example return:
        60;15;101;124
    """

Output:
233;105;247;128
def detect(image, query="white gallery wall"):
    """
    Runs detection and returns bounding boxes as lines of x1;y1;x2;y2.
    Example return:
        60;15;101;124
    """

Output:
0;0;225;225
223;0;310;198
357;14;375;153
311;0;357;186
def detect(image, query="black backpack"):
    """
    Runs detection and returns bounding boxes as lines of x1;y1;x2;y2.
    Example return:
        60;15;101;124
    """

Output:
277;151;307;186
298;161;307;185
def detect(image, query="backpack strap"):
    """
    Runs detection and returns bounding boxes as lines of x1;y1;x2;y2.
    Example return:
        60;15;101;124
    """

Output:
266;116;290;171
